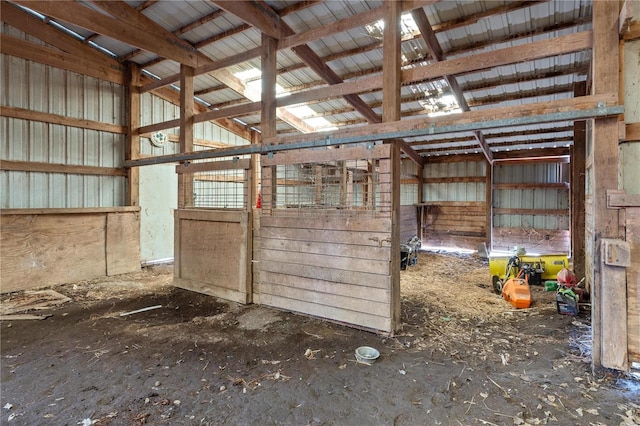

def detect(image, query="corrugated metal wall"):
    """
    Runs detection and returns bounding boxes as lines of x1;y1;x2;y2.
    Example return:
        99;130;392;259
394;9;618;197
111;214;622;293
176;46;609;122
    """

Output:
493;163;569;230
423;161;486;202
1;24;126;208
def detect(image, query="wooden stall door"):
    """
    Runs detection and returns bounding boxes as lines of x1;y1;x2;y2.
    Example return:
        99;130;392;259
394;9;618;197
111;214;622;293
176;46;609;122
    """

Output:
173;159;253;304
257;145;399;333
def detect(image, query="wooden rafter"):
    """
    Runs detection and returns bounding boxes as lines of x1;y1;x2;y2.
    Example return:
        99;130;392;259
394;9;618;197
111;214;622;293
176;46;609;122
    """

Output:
10;0;198;67
209;0;282;39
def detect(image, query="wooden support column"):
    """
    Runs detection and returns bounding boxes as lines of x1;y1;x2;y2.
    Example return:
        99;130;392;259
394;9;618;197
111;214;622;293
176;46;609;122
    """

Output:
261;33;278;210
591;0;626;371
126;63;141;206
178;65;195;208
383;0;402;333
572;82;587;279
486;162;493;250
417;163;424;237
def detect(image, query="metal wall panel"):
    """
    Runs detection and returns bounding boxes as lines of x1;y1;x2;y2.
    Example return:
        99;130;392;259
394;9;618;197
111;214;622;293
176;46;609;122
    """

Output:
423;161;486;202
1;35;126;209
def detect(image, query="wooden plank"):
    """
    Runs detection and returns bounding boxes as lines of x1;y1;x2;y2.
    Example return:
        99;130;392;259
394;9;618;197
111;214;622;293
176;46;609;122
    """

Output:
174;277;248;304
1;160;127;177
178;219;241;290
261;249;389;276
0;214;106;293
600;239;629;370
608;193;640;207
261;145;391;166
1;106;126;134
137;119;181;136
0;35;125;85
425;176;486;184
626;208;640;362
259;293;391;333
260;226;388;247
260;260;391;290
262;33;278;140
14;1;198;67
261;215;391;233
194;101;262;124
260;271;389;304
127;63;141;207
591;0;622;370
1;207;140;215
622;21;640;41
260;238;390;262
176;159;251;174
106;212;140;276
260;281;389;315
175;209;245;223
623;122;640;142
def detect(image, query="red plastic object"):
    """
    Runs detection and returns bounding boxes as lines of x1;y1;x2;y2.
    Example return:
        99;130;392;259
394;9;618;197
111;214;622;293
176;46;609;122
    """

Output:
502;278;532;309
557;267;577;287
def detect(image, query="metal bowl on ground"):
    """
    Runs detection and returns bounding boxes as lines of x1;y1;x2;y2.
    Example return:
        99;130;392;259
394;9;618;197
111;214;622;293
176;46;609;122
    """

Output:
355;346;380;364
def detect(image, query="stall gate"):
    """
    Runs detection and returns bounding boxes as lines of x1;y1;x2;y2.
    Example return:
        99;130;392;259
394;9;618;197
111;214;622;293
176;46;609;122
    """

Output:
173;159;253;304
257;145;399;333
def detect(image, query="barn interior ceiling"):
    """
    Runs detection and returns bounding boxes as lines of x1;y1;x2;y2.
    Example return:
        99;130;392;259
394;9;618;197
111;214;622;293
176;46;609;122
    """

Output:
5;0;596;162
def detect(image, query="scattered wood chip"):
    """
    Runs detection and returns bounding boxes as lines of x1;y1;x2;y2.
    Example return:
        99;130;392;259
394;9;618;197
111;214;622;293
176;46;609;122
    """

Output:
0;314;52;321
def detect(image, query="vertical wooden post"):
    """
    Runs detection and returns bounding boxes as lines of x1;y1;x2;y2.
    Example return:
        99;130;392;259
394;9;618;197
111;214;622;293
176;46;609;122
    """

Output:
572;82;587;279
178;64;194;209
383;0;402;333
262;33;277;211
417;163;424;237
591;0;624;371
126;63;140;206
485;161;493;251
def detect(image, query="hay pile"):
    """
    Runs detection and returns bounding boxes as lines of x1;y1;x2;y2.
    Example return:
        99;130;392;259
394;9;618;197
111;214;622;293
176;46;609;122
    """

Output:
401;251;509;322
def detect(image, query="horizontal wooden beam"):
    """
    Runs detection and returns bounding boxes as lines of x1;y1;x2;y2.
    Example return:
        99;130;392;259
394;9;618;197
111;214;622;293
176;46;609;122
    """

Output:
1;106;127;134
176;158;250;173
493;208;569;215
0;207;140;215
424;176;485;184
137;118;181;135
493;155;570;165
397;140;425;166
194;101;262;124
278;0;438;50
1;160;127;176
277;31;593;109
0;35;125;85
622;122;640;142
623;21;640;41
267;93;620;146
607;191;640;207
12;0;198;67
209;0;282;39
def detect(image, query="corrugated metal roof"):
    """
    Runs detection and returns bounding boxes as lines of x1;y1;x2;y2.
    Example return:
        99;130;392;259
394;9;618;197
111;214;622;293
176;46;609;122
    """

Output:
4;0;597;160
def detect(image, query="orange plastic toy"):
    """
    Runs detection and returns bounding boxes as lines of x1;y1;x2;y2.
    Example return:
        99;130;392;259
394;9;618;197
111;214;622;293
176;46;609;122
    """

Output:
502;277;532;309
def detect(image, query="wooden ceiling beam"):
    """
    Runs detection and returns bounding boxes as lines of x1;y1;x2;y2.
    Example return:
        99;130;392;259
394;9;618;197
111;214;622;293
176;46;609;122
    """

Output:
276;31;592;110
278;0;439;51
209;0;282;39
10;0;199;67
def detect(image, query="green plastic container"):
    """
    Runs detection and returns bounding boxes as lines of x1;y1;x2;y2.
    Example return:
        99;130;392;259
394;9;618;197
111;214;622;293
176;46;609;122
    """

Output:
545;280;558;291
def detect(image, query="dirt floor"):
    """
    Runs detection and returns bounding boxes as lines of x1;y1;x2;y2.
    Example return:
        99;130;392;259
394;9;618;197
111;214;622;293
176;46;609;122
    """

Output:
1;252;639;425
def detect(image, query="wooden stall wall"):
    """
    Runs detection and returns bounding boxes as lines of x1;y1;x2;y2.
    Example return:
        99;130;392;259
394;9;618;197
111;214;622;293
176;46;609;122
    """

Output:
258;145;396;333
421;160;487;250
174;209;251;304
173;159;253;304
0;208;140;293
